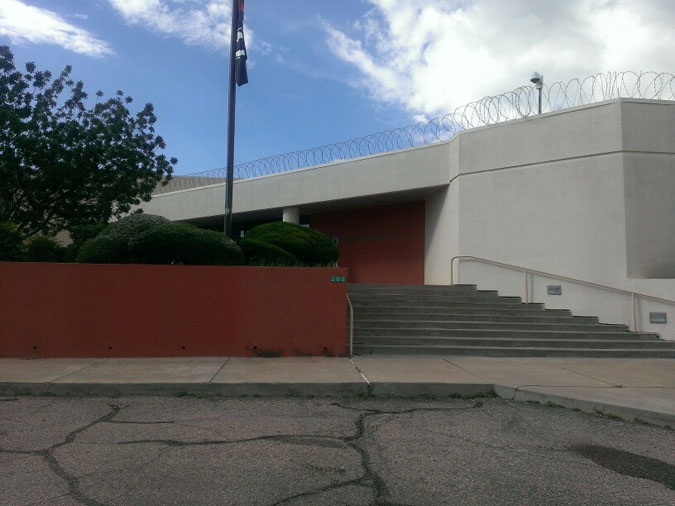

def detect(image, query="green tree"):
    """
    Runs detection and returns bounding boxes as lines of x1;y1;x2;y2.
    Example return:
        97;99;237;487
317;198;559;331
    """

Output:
0;45;176;237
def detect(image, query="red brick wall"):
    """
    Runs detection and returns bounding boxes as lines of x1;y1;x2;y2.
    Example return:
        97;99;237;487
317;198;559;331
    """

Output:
310;201;425;284
0;263;348;358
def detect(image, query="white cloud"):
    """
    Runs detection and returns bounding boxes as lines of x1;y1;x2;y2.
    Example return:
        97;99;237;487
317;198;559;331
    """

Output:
107;0;248;50
0;0;113;57
324;0;675;117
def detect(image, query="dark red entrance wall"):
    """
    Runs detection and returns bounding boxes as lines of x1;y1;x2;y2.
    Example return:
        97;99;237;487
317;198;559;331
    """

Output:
310;201;425;284
0;263;347;358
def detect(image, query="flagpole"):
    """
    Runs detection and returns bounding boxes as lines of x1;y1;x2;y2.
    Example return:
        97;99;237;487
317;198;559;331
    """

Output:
224;0;238;238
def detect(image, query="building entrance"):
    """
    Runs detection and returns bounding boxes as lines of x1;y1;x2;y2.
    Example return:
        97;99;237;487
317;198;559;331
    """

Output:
311;201;425;284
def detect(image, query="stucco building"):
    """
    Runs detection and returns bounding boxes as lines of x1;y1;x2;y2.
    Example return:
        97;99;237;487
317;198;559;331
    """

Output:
140;98;675;339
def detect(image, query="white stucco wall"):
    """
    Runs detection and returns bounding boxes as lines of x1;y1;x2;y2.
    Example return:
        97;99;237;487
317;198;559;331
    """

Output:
140;98;674;338
441;99;675;339
142;141;452;221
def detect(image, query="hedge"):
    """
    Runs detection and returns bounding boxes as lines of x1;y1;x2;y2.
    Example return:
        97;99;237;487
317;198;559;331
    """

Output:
25;236;65;262
244;222;338;266
240;237;299;266
76;235;129;264
99;214;170;243
0;222;24;261
64;223;109;262
128;223;244;265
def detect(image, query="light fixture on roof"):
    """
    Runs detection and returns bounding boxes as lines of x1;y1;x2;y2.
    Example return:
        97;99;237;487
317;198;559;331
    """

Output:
530;72;544;115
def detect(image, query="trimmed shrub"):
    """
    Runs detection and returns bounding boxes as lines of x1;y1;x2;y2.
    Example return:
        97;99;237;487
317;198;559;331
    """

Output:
76;235;129;264
0;222;25;261
75;214;170;264
75;213;243;265
244;222;338;266
99;214;170;243
128;223;244;265
64;223;109;262
25;236;66;262
241;237;298;266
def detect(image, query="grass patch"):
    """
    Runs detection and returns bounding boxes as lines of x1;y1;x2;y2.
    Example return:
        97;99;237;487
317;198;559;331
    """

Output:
173;391;207;399
594;408;622;420
462;391;497;400
249;347;283;358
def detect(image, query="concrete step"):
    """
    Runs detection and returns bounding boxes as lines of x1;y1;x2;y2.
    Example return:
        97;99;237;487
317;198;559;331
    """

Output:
353;345;675;358
349;283;480;292
353;336;674;349
351;312;599;324
348;288;499;297
348;294;523;304
353;320;630;333
350;299;545;310
345;283;670;358
353;305;570;316
347;290;504;300
353;328;660;340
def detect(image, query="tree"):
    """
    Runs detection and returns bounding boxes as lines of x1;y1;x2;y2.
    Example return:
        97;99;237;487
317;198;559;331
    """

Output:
0;45;176;237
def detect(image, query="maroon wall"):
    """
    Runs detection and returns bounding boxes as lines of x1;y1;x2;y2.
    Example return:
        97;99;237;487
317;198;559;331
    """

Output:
0;263;348;358
311;201;425;284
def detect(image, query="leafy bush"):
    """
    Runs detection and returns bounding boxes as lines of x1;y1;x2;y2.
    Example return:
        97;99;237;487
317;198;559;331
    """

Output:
76;235;128;264
25;236;65;262
76;214;170;263
99;214;170;243
128;223;243;265
0;222;25;261
240;238;299;266
64;223;108;262
75;213;243;265
244;222;338;266
70;223;108;247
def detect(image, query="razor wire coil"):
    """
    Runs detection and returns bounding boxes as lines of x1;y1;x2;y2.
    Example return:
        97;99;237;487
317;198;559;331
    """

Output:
164;71;673;192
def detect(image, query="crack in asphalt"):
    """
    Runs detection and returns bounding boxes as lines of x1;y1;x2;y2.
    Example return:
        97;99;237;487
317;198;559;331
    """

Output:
0;400;488;506
3;397;649;506
72;402;481;505
271;401;489;506
0;403;121;506
43;403;121;506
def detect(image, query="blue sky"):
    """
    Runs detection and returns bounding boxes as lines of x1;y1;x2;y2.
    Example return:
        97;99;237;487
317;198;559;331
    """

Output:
2;0;674;175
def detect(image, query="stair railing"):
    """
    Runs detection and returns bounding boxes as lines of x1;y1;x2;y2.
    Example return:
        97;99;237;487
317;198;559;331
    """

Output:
450;255;675;332
346;294;354;357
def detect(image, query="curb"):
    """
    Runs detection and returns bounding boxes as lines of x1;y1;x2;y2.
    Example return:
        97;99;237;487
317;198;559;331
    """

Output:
2;381;673;428
494;384;675;428
0;382;369;397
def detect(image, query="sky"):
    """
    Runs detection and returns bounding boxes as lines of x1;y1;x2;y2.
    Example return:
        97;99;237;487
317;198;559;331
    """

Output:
1;0;674;175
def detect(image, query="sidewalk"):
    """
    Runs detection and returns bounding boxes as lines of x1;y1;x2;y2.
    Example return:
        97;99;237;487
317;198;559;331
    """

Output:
1;356;674;427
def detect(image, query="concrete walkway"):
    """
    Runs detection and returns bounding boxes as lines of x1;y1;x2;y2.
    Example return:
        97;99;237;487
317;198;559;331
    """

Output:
1;356;674;427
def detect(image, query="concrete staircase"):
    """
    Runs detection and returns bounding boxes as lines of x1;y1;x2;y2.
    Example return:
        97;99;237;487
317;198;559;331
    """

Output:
348;283;675;358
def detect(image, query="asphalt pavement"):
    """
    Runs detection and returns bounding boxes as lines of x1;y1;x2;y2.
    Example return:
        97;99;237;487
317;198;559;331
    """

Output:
1;396;673;505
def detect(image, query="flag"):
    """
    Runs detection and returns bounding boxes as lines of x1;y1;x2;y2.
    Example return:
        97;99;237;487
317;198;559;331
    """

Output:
234;0;248;86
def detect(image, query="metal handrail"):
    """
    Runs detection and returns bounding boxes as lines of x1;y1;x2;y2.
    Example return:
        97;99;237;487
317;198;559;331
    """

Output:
346;293;354;357
450;255;674;332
